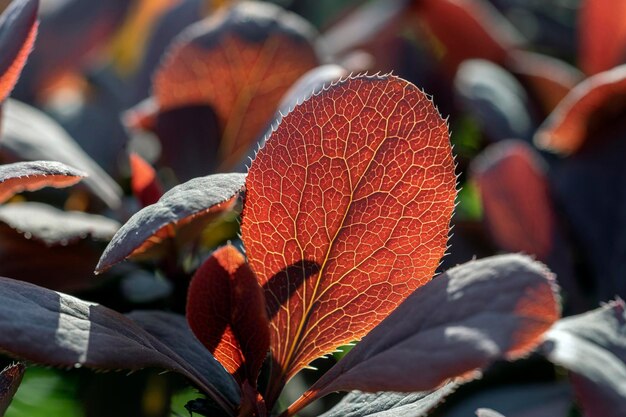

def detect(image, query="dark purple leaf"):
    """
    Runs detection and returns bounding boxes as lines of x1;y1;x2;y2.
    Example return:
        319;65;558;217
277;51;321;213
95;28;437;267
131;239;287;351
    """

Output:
542;299;626;417
0;277;240;415
318;382;459;417
476;409;506;417
0;362;25;415
1;99;123;208
454;60;535;143
0;0;38;102
0;160;85;203
95;173;245;273
286;255;560;415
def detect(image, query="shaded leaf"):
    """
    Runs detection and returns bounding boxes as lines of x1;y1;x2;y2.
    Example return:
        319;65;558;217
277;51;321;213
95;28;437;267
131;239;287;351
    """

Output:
287;255;559;415
410;0;524;76
153;1;319;171
441;382;572;417
186;244;270;384
0;201;118;246
542;299;626;417
242;74;457;399
129;152;163;207
0;99;123;208
471;140;587;312
476;409;505;417
535;64;626;155
0;277;240;415
96;173;245;273
12;0;130;100
317;382;458;417
578;0;626;75
0;0;38;102
454;60;535;142
507;50;583;116
0;363;25;415
0;160;85;203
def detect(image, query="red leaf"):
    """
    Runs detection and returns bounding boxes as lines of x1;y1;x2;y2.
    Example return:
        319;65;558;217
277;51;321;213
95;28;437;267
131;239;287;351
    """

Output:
0;363;25;415
153;1;319;171
578;0;626;75
534;64;626;154
471;140;554;260
409;0;524;76
0;160;85;203
187;245;270;385
129;153;163;207
0;0;38;102
242;74;456;399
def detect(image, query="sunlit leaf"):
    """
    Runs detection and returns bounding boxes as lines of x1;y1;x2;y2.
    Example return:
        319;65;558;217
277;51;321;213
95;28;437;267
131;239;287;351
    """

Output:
153;1;319;171
535;64;626;155
578;0;626;75
186;244;270;384
317;382;458;417
242;74;457;403
0;160;85;203
476;409;505;417
129;152;163;207
542;299;626;417
1;99;123;208
0;363;25;415
0;0;37;102
0;277;240;415
285;254;559;414
96;173;245;273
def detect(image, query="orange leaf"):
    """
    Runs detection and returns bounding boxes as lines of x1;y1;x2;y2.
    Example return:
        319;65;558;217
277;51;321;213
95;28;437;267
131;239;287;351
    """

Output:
535;64;626;155
129;152;163;207
0;0;38;102
153;1;319;171
578;0;626;75
187;245;270;384
410;0;523;76
241;74;457;396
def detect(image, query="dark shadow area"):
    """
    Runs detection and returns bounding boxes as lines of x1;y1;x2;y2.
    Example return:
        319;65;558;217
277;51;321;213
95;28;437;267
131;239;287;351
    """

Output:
262;259;321;320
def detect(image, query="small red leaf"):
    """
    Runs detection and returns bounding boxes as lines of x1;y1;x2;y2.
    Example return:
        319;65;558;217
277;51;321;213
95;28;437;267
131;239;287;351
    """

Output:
242;74;457;399
578;0;626;75
187;245;270;384
535;64;626;154
410;0;524;76
472;140;554;260
153;1;319;170
129;153;163;207
0;362;25;415
0;0;38;102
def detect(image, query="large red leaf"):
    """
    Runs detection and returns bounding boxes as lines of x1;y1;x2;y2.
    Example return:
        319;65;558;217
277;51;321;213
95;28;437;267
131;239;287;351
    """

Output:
285;254;559;415
0;160;85;203
0;0;38;102
0;363;24;415
409;0;524;76
578;0;626;75
153;1;319;171
534;64;626;155
187;244;270;384
241;74;457;398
